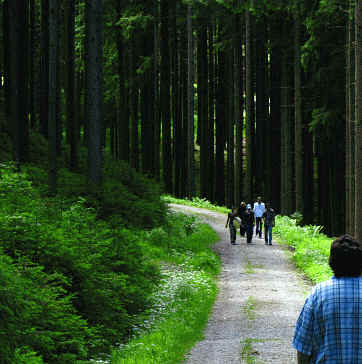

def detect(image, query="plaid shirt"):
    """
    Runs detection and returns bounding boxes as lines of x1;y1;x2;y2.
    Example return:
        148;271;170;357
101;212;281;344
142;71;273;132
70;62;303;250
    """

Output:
293;276;362;363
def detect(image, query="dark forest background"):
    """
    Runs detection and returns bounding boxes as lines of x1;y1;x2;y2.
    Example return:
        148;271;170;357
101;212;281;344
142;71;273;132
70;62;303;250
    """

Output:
2;0;361;238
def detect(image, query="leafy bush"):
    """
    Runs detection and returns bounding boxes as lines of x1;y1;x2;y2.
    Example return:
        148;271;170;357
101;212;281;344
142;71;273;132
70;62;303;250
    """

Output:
0;164;164;361
102;160;167;229
0;253;89;364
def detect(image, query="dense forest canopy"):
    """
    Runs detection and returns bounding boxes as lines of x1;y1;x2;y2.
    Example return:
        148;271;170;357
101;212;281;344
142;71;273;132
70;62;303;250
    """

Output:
2;0;361;239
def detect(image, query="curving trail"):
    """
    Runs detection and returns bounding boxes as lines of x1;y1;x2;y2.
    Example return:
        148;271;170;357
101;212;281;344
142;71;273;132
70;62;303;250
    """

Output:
170;204;312;364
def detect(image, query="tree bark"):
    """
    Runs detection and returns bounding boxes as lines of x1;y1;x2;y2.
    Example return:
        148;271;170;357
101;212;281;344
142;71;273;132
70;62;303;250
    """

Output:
116;0;130;163
294;6;303;215
198;19;208;199
355;0;362;240
160;0;173;193
48;0;59;194
215;45;226;205
345;2;355;234
244;6;253;203
66;0;78;171
40;0;49;138
85;0;103;187
186;4;195;198
8;0;29;166
269;13;282;212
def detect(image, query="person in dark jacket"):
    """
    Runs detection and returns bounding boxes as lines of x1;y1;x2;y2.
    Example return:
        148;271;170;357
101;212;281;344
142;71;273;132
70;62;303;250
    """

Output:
262;204;276;245
242;204;255;244
237;201;247;237
225;206;238;245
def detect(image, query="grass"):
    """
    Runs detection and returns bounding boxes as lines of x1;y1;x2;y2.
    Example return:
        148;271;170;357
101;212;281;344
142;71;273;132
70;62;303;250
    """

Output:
242;296;257;321
240;338;265;364
245;261;264;274
109;215;221;364
162;195;229;214
273;215;333;284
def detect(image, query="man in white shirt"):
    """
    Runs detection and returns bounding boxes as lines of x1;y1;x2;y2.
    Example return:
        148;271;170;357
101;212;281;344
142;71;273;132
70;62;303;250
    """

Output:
253;196;265;238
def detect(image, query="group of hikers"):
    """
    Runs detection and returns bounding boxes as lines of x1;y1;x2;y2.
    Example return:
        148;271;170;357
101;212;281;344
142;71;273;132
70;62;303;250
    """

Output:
225;196;275;245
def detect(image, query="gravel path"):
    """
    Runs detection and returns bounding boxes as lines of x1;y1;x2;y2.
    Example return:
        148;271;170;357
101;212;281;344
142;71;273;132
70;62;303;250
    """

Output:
170;204;312;364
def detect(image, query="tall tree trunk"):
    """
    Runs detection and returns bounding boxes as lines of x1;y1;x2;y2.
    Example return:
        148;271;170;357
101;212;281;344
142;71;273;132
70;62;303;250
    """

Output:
160;0;173;193
234;13;243;206
215;45;226;205
244;6;253;203
29;0;36;129
3;1;10;131
85;0;103;187
40;0;49;137
153;3;161;181
130;38;139;171
280;37;294;216
186;4;195;198
208;22;216;202
48;0;59;194
294;6;303;215
226;50;235;207
8;0;29;166
198;19;208;199
255;15;267;197
345;2;355;234
269;14;282;212
141;6;155;176
355;0;362;240
116;0;130;163
66;0;78;171
172;1;182;197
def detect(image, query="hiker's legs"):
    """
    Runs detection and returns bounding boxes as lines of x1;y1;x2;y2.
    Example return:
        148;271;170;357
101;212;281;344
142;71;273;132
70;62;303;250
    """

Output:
246;225;253;243
256;217;262;237
229;225;236;244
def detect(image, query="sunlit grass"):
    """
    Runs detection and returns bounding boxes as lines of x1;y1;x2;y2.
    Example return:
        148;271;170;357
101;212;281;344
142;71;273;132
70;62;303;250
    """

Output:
110;268;217;364
109;214;221;364
274;215;333;283
162;195;229;214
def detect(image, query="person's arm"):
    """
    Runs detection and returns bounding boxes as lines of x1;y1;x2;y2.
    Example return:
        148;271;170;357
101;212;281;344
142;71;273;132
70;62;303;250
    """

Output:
225;215;229;228
297;351;311;364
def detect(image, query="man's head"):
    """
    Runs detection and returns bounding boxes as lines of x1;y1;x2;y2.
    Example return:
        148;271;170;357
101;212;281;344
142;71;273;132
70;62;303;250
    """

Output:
246;204;251;210
257;196;261;203
240;201;246;207
329;235;362;277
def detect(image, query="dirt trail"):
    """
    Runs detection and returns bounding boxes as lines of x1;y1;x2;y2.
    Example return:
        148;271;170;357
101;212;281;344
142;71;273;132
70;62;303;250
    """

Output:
170;204;312;364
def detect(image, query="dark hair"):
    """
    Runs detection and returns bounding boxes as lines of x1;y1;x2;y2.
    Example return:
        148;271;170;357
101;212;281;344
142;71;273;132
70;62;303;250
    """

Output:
328;235;362;277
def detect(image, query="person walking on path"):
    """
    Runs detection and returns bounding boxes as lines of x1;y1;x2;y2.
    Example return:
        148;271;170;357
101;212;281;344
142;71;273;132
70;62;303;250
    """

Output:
293;234;362;364
262;203;275;245
237;201;247;237
225;206;238;245
242;204;255;244
253;196;265;238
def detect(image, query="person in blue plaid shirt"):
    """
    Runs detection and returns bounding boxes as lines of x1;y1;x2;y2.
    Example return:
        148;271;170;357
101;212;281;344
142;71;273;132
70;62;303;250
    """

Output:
293;234;362;364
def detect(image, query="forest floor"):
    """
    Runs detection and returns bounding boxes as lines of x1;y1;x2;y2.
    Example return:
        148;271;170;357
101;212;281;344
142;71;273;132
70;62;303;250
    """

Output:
169;204;312;364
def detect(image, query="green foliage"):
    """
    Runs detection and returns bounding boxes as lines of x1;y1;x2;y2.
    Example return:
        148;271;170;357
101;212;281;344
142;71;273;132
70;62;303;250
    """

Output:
0;163;169;362
110;213;220;364
102;159;167;229
163;195;229;214
274;215;333;283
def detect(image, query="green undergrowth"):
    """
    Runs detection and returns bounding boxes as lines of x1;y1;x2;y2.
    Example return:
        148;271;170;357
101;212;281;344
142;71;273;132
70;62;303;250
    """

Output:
274;215;333;283
109;212;220;364
0;162;220;363
162;195;229;214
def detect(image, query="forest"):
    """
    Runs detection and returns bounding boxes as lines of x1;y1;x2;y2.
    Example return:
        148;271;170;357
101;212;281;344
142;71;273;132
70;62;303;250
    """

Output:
0;0;361;362
3;0;361;237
